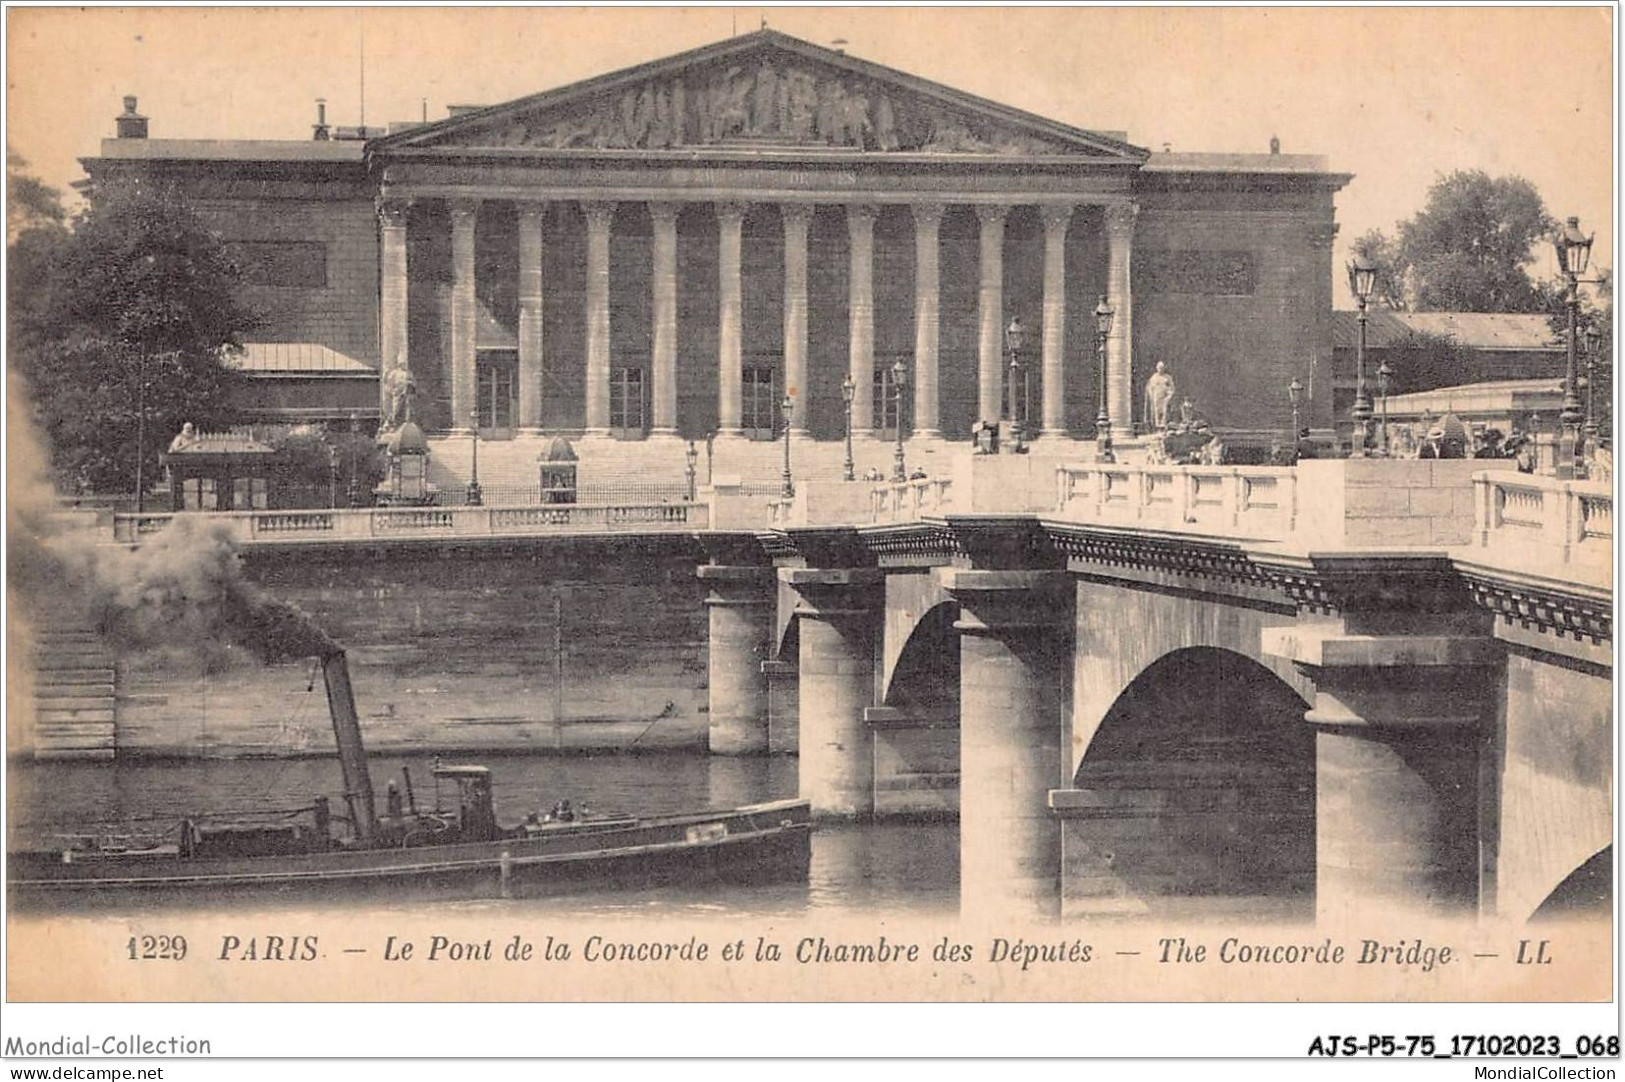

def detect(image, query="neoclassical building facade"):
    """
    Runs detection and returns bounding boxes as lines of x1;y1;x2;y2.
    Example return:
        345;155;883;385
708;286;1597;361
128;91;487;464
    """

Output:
85;29;1349;481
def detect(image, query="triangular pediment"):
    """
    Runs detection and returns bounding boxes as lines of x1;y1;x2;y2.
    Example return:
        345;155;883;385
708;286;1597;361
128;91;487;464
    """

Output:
375;30;1147;161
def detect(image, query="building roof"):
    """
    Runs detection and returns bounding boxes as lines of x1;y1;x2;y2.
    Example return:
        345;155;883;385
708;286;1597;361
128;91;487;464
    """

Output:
164;428;277;456
93;139;365;163
1331;310;1559;351
1141;151;1331;175
1382;378;1565;416
228;343;377;375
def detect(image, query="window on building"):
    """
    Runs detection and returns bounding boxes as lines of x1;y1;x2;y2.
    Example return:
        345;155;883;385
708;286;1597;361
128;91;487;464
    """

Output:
225;241;329;288
610;366;646;437
742;366;778;440
872;360;910;436
476;351;517;434
182;477;218;511
231;477;269;511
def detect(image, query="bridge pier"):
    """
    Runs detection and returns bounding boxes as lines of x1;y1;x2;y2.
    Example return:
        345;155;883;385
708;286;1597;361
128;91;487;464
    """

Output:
781;568;884;819
699;565;776;755
941;568;1073;923
1264;627;1501;920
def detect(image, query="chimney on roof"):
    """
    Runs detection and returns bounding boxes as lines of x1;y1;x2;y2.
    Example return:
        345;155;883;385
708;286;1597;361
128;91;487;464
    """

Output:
313;98;331;141
116;95;148;139
1269;134;1281;155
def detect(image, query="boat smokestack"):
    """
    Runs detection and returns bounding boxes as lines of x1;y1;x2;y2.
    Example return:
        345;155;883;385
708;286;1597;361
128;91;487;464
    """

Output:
320;650;377;843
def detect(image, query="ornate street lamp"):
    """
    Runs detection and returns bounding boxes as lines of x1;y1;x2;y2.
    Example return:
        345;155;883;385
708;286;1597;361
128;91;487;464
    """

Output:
1376;359;1393;455
1583;324;1603;439
133;351;149;515
780;393;795;499
684;440;698;502
1004;316;1027;441
890;357;909;482
1093;296;1114;463
1347;254;1378;458
1555;215;1594;431
466;405;482;506
347;410;362;508
1287;377;1303;463
840;373;856;481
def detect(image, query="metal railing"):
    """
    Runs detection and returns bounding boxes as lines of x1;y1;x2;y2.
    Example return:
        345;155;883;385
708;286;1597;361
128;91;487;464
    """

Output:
1054;464;1298;541
870;478;955;524
112;502;710;544
1473;472;1613;569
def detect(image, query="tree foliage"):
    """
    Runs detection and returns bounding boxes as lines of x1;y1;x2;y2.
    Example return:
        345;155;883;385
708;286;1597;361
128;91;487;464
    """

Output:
9;174;257;494
1356;170;1557;313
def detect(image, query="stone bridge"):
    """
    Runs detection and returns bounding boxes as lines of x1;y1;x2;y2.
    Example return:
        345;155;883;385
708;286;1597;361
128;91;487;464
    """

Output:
46;454;1612;926
699;458;1612;925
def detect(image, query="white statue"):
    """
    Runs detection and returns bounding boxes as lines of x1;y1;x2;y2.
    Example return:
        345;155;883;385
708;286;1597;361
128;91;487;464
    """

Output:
167;421;198;453
1144;361;1176;430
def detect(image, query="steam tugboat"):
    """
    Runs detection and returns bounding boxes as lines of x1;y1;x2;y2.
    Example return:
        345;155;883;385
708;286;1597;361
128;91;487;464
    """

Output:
8;650;812;908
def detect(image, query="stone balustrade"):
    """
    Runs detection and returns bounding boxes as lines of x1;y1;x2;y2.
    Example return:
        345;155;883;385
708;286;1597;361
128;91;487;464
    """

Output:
111;502;709;545
1055;464;1298;541
870;478;955;524
1473;471;1613;570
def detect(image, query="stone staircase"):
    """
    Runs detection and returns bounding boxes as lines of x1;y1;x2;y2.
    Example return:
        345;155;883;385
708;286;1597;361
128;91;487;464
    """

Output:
28;625;118;759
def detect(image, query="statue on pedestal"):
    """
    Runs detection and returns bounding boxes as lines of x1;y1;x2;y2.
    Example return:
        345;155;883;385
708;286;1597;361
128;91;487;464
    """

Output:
1144;361;1176;430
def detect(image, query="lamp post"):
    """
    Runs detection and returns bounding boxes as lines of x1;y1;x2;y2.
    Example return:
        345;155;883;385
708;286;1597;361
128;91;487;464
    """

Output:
1555;216;1594;432
1376;359;1393;455
1583;324;1603;440
328;441;340;509
1287;377;1303;463
840;373;856;481
1347;254;1378;458
1093;296;1114;463
780;393;794;499
890;357;909;482
347;410;362;508
466;405;482;506
684;440;698;502
1004;316;1026;445
132;350;148;515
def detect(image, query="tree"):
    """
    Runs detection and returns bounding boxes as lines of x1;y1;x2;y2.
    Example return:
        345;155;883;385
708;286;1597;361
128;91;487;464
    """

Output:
1358;170;1556;313
9;177;257;495
7;147;65;242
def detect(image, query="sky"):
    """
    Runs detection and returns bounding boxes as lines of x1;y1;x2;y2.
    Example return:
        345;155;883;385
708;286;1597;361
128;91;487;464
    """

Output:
6;5;1615;303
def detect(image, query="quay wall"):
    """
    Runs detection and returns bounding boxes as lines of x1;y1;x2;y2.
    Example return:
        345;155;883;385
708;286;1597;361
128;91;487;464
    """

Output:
111;537;713;757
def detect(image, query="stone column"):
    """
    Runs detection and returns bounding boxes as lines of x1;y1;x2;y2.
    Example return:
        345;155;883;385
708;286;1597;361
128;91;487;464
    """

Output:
1262;627;1499;919
716;201;747;436
377;199;410;427
516;202;545;435
1039;204;1074;437
448;199;479;435
940;568;1072;922
912;202;945;438
698;565;775;755
781;204;812;432
582;201;615;435
649;202;680;435
976;205;1010;426
847;204;877;438
1104;202;1137;439
782;568;883;819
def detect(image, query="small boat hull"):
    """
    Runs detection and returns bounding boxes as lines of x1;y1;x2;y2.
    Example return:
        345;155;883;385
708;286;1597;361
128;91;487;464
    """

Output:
8;799;812;910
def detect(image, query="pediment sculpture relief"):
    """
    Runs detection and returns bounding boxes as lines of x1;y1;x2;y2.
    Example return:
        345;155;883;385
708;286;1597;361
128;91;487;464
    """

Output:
471;60;1069;155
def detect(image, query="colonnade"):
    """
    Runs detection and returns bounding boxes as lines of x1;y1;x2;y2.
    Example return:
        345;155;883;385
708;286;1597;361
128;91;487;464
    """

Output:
376;196;1137;437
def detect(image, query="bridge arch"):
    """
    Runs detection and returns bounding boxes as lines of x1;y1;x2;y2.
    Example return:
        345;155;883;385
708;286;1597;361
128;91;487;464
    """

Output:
1060;646;1315;919
1529;845;1612;923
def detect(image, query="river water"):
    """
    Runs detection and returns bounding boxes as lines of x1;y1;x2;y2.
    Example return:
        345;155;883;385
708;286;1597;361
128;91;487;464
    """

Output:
6;752;959;917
